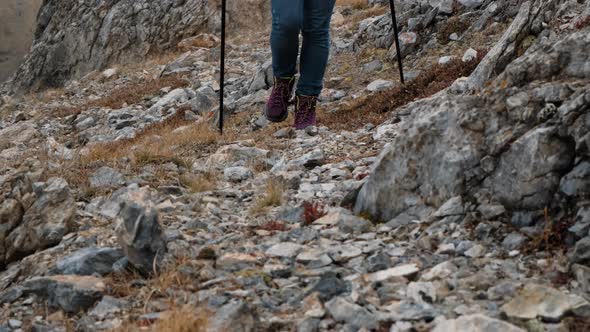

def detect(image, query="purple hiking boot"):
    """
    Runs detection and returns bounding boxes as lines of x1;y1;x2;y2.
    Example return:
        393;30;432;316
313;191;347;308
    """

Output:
265;77;295;123
294;95;318;130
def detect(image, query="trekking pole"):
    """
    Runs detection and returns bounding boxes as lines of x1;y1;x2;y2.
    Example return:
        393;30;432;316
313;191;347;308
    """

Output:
219;0;226;134
388;0;405;84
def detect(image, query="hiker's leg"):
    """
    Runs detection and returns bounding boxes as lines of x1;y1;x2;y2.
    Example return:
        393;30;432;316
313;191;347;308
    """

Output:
270;0;303;79
297;0;336;96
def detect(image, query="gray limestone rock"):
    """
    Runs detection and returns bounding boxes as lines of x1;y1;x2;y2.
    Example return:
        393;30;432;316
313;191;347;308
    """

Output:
4;178;76;266
55;248;125;276
115;194;167;275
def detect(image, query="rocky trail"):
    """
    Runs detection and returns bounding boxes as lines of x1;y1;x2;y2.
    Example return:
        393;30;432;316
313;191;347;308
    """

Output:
1;0;590;331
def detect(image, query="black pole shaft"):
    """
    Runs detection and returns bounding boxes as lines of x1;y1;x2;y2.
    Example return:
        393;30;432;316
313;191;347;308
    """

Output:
219;0;226;134
388;0;405;84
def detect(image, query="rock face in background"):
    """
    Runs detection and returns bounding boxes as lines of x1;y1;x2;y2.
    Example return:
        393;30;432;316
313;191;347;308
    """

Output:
7;0;210;91
3;0;271;93
0;0;43;83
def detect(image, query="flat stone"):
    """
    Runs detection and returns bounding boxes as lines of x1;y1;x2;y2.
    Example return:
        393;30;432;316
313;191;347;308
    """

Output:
217;253;260;270
384;301;440;321
89;167;124;188
325;297;378;330
502;232;527;250
22;275;105;313
367;79;394;92
223;166;253;182
309;275;348;301
266;242;303;258
207;300;260;332
365;264;419;282
433;314;525;332
465;244;486;258
296;248;333;267
407;282;436;304
89;296;128;319
314;211;372;234
434;196;464;217
329;244;363;263
501;284;590;322
56;247;124;276
421;261;458;281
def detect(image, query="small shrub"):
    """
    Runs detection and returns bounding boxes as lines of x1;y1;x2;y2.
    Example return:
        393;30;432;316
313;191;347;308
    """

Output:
250;180;285;215
302;201;327;225
526;208;573;254
180;173;218;193
117;305;208;332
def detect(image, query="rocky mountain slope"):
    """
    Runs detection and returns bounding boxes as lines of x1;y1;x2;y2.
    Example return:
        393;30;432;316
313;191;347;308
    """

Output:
0;0;42;83
1;0;590;331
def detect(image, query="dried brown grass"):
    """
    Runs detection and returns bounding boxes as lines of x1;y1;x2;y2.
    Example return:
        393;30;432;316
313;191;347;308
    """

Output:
250;179;285;215
179;172;218;193
115;306;209;332
437;16;471;45
321;50;487;130
52;75;189;117
336;0;369;10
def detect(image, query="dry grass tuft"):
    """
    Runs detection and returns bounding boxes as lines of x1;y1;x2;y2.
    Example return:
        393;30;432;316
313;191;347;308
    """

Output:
116;305;209;332
152;306;208;332
321;50;487;130
250;179;285;215
83;107;218;166
52;75;189;117
437;16;471;44
337;0;369;10
107;256;199;300
180;172;218;193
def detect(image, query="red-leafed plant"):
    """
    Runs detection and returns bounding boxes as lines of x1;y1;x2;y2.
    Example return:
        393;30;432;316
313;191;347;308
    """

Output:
302;201;327;226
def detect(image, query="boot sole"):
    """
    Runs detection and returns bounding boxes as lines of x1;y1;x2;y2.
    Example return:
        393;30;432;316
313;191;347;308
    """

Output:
265;108;289;123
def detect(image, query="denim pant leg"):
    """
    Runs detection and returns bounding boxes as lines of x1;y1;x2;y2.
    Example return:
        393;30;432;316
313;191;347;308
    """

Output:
270;0;303;79
298;0;336;96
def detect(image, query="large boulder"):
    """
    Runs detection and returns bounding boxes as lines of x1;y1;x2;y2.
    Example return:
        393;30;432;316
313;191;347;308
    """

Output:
485;126;574;210
3;177;76;267
355;28;590;222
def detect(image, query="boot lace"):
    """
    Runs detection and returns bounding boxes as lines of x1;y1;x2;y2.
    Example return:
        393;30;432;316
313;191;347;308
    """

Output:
270;78;292;109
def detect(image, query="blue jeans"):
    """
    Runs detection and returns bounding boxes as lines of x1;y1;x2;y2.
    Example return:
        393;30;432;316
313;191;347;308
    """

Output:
270;0;336;97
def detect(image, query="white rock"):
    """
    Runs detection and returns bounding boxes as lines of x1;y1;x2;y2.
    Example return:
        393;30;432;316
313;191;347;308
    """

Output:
438;56;455;65
421;261;458;281
102;68;119;79
433;314;524;332
464;244;486;258
501;284;590;321
462;48;478;62
266;242;303;258
367;79;394;92
365;264;420;282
